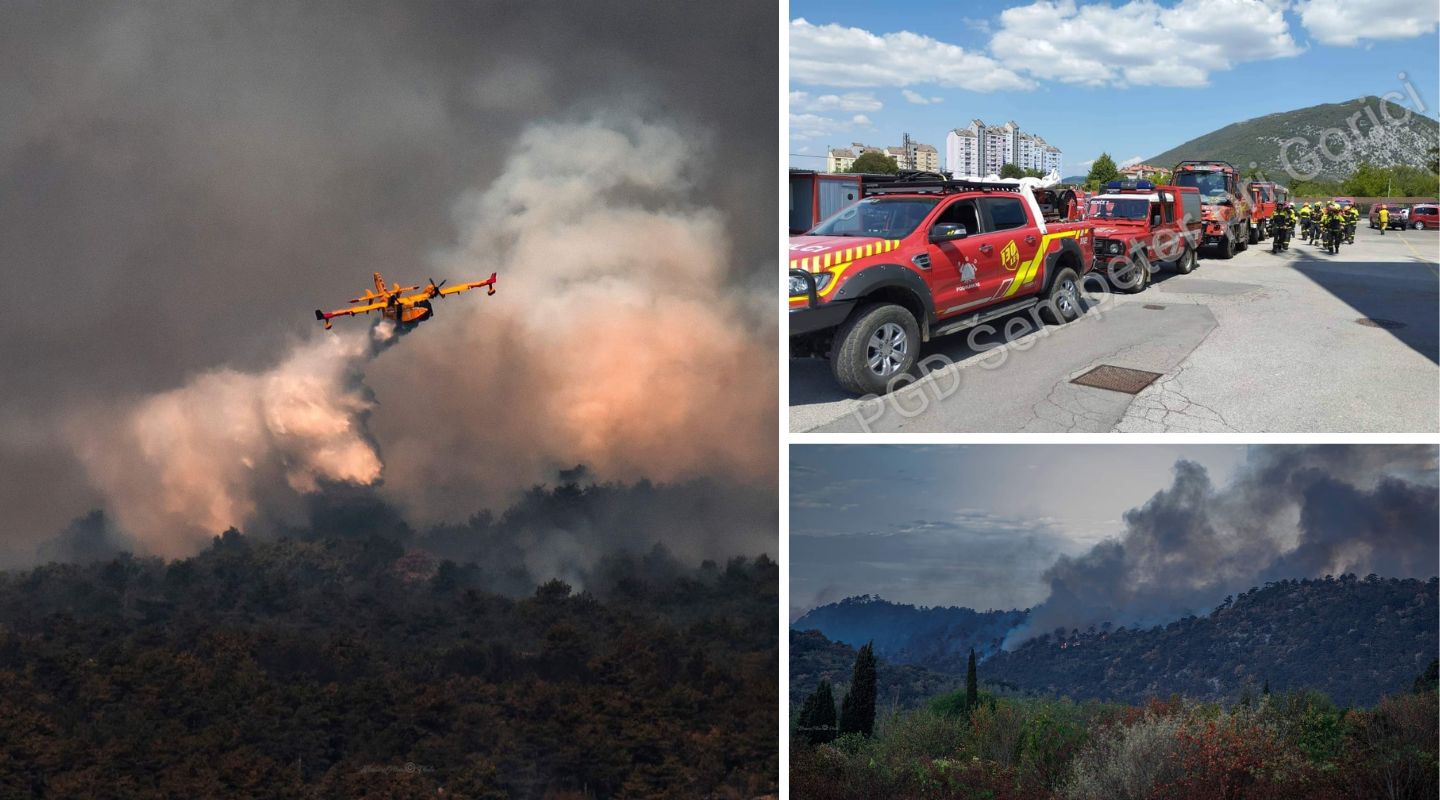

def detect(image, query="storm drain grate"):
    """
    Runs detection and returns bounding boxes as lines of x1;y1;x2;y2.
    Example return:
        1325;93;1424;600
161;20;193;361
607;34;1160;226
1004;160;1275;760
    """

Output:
1070;365;1164;395
1356;317;1406;330
1142;304;1166;310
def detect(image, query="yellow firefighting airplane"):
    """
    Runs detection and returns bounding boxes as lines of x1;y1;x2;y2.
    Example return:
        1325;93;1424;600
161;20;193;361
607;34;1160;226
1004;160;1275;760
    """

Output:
315;271;497;330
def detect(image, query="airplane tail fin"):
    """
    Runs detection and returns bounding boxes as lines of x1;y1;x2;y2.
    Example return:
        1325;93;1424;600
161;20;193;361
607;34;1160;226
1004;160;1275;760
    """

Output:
315;309;333;330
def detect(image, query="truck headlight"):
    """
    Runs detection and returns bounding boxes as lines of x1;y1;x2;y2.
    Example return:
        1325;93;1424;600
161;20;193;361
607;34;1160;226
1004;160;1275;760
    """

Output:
1106;241;1123;255
788;274;810;296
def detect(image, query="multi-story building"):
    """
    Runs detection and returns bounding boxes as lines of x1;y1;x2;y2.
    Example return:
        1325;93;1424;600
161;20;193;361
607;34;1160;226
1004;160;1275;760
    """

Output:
828;139;937;173
945;119;1062;179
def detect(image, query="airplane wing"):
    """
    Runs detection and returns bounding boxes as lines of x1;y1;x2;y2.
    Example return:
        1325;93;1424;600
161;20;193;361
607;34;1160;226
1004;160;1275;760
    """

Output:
435;272;498;298
315;301;386;328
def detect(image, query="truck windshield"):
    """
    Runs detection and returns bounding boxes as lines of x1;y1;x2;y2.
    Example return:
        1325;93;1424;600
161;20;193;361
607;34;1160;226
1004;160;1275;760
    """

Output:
1086;198;1149;220
1174;171;1229;201
809;197;940;238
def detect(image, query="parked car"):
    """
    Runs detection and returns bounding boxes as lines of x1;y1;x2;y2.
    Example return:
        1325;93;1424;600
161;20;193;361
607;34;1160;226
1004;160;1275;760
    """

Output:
1409;204;1438;230
1369;203;1406;230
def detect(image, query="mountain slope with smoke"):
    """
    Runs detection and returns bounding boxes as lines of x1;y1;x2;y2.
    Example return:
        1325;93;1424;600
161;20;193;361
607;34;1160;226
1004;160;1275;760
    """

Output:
1005;444;1438;647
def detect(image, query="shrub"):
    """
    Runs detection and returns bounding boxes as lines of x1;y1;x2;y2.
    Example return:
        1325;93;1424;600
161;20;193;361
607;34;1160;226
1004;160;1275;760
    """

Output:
1062;713;1184;800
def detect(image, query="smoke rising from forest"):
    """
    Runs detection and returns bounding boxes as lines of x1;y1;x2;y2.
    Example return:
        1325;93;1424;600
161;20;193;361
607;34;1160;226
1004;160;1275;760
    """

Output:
0;2;776;569
1006;445;1439;647
60;116;774;565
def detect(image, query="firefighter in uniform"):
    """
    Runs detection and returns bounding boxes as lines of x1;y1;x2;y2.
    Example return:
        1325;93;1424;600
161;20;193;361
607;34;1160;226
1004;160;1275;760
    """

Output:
1298;203;1313;241
1325;203;1345;251
1378;205;1390;235
1344;205;1359;244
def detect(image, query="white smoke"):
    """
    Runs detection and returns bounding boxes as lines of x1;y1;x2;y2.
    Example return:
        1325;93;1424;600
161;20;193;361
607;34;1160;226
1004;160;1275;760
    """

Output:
65;113;775;558
68;331;383;558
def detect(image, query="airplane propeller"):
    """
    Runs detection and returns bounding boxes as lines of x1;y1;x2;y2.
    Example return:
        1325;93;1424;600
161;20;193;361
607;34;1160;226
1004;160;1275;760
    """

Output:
428;277;448;297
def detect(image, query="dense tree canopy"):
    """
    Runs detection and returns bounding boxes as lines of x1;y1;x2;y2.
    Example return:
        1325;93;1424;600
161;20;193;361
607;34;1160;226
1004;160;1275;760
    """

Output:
0;533;778;798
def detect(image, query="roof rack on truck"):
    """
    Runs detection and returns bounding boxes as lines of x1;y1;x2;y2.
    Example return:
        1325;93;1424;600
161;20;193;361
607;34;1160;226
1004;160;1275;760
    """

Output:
861;171;1024;197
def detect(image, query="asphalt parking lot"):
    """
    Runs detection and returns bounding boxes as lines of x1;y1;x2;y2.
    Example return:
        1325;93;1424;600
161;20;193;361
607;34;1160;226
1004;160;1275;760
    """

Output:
789;226;1440;433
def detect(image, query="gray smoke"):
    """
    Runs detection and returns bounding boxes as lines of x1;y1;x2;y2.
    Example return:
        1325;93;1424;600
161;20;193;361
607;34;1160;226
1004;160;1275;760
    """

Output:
0;1;776;564
1006;445;1439;646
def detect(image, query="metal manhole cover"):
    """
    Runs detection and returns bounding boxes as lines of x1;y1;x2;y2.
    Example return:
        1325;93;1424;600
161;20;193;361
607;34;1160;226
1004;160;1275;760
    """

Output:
1071;365;1164;395
1143;304;1166;310
1356;317;1406;329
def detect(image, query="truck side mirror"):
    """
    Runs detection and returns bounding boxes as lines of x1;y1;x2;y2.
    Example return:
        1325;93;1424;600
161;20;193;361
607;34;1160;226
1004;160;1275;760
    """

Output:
929;223;967;242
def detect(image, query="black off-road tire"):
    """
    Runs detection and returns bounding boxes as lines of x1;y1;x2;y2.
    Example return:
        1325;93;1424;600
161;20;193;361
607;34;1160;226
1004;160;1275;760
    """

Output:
1217;231;1235;259
830;302;921;396
1174;245;1196;274
1236;225;1250;251
1039;267;1083;325
1120;256;1150;294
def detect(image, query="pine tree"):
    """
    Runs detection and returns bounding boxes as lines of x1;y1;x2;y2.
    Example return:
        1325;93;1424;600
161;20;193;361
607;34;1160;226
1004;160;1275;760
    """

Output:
965;648;978;715
1262;678;1271;696
838;643;877;737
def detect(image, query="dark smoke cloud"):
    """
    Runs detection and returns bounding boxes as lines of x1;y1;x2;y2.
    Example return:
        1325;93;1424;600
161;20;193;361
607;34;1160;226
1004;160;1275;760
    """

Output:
1006;445;1439;646
0;1;776;562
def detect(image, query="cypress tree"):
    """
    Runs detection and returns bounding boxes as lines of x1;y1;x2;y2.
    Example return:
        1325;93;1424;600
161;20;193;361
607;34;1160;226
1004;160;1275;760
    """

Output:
965;648;978;714
1262;678;1271;696
812;680;837;743
838;642;877;737
797;691;818;743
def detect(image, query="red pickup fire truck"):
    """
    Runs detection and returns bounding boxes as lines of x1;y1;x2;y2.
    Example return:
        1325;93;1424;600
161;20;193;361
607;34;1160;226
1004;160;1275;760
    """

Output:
1174;160;1252;258
788;175;1095;395
1086;180;1204;293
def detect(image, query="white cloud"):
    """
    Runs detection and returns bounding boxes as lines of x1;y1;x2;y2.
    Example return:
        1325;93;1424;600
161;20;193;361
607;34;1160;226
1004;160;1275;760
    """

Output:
789;111;873;140
1295;0;1439;45
790;18;1035;91
1118;155;1144;167
789;90;883;113
901;89;943;105
989;0;1303;88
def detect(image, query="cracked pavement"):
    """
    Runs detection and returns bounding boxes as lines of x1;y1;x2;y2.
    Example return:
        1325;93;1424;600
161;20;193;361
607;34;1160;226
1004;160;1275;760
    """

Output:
790;227;1439;433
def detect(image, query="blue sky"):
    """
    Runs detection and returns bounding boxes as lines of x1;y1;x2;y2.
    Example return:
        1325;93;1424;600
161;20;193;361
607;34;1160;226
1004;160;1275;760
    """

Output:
789;0;1440;176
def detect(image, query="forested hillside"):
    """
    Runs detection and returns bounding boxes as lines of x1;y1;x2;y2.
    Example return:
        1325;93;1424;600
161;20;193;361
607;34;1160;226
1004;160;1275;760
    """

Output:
990;575;1438;707
1147;95;1439;180
792;595;1026;672
790;629;962;710
0;532;778;798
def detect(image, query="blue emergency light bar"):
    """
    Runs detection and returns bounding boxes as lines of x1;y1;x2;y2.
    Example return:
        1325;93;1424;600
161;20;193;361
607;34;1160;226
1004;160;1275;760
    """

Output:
1105;180;1155;191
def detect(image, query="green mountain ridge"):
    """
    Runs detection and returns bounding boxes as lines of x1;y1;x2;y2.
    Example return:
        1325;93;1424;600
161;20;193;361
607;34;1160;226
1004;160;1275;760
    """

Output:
1145;95;1439;182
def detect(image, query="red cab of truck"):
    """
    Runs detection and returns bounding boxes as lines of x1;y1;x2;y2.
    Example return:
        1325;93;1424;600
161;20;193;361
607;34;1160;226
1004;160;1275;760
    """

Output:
1248;181;1278;236
1173;160;1253;258
1085;180;1203;293
788;175;1095;395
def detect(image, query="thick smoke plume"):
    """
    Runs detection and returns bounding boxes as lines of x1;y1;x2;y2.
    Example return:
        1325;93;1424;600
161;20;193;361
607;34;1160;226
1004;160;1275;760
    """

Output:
1006;445;1439;647
61;116;774;562
367;116;776;526
0;2;776;565
68;329;387;558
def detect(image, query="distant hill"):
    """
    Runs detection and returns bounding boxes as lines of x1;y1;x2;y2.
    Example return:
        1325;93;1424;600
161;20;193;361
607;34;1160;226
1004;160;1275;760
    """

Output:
1147;96;1439;181
792;594;1026;673
988;575;1438;707
790;629;962;710
1061;174;1086;184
